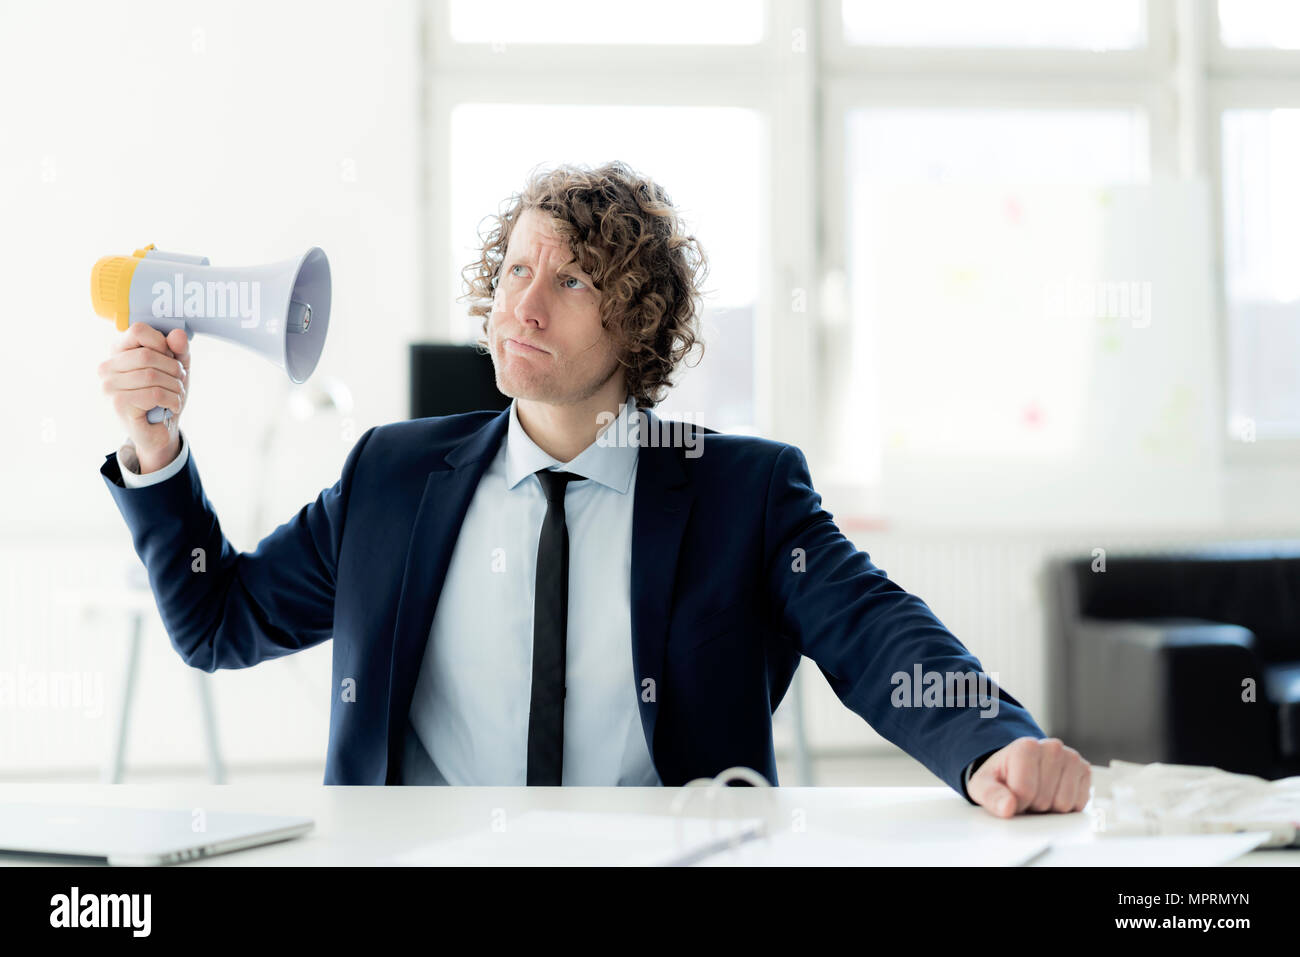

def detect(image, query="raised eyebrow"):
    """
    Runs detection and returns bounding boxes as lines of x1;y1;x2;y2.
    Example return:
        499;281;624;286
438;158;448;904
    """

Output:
557;263;593;282
503;259;584;279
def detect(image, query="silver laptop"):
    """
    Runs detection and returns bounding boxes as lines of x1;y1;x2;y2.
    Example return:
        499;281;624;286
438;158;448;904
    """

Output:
0;803;313;866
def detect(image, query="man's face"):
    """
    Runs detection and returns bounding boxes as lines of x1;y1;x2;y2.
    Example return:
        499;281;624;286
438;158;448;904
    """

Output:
486;208;621;405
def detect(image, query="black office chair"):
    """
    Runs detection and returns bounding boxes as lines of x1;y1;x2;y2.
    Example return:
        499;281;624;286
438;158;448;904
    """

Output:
409;343;510;418
1044;545;1300;779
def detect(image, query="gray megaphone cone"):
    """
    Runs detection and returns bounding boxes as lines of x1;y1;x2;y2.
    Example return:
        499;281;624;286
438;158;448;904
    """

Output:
101;246;332;424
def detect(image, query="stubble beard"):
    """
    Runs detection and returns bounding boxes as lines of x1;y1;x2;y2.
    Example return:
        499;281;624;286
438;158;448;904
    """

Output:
488;317;621;407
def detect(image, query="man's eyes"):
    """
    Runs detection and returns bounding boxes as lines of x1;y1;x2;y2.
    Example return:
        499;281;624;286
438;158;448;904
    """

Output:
506;264;587;290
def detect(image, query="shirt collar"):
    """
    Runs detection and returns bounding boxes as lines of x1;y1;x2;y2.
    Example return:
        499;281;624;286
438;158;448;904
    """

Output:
504;396;640;494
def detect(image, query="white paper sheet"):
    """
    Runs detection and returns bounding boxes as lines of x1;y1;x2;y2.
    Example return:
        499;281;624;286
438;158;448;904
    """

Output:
1029;832;1272;867
696;828;1050;867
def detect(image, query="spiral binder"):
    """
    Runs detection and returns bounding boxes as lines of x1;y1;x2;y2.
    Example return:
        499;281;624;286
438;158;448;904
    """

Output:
658;766;776;866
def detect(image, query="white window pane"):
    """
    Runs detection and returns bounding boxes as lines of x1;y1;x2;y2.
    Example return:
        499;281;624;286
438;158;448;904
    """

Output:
448;104;762;432
450;0;765;45
842;0;1145;49
849;109;1148;184
1222;109;1300;439
842;108;1149;481
1218;0;1300;48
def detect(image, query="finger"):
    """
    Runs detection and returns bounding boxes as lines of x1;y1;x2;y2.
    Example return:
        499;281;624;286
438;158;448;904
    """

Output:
1074;763;1093;811
1029;739;1067;812
973;782;1019;819
1052;756;1087;813
1002;739;1042;815
111;322;174;357
119;386;184;414
165;329;190;373
966;757;1019;818
101;368;186;400
98;347;187;383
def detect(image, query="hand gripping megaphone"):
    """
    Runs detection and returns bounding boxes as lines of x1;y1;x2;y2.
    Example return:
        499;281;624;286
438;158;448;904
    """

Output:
91;244;331;423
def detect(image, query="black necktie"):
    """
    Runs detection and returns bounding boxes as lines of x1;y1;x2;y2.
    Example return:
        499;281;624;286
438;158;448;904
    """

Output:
527;468;582;785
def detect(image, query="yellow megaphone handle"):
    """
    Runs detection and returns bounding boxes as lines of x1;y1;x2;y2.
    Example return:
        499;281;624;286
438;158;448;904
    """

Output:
91;247;173;426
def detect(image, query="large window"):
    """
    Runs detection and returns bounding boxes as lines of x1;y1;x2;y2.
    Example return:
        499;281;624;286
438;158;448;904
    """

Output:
424;0;1300;516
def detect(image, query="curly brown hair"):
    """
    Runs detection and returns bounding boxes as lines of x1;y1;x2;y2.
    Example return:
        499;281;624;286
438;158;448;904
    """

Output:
460;161;708;408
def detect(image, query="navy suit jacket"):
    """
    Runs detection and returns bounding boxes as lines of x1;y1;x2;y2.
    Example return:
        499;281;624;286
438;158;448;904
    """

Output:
100;408;1045;797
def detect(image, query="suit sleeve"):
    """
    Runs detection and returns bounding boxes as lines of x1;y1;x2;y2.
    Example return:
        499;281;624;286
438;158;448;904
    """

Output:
100;426;377;672
761;444;1044;802
962;750;999;804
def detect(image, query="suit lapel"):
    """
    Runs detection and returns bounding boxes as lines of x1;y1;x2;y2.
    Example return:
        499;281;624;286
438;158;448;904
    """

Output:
630;437;695;778
384;409;510;782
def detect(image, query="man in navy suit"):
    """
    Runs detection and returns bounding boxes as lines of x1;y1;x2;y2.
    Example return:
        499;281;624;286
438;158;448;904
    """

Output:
98;161;1089;817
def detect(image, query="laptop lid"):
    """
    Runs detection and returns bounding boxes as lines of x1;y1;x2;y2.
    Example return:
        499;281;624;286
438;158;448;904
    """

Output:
0;803;313;866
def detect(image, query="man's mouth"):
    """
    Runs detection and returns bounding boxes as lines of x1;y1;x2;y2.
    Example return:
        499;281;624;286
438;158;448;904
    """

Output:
505;337;549;355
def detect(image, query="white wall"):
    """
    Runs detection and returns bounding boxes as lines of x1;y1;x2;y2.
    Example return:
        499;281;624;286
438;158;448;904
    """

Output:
0;0;419;777
0;0;420;541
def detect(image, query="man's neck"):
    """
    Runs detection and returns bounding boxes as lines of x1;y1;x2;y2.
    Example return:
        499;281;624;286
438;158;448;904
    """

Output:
516;379;629;463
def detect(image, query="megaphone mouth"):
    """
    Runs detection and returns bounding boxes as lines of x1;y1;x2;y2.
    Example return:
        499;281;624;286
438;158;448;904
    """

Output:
285;247;331;383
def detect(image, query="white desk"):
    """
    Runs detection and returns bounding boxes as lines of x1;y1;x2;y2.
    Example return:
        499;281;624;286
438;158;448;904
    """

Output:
1;783;1296;866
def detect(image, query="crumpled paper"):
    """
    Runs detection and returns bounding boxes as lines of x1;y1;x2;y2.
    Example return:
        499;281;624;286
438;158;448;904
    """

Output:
1088;760;1300;847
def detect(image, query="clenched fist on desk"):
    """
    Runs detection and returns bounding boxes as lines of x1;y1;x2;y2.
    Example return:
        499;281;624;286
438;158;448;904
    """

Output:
968;737;1092;817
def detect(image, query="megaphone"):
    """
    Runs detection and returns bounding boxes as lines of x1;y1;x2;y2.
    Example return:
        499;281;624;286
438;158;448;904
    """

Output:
91;244;331;424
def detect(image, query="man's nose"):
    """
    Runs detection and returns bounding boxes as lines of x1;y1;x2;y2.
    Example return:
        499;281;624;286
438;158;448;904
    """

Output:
513;275;550;327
